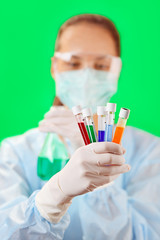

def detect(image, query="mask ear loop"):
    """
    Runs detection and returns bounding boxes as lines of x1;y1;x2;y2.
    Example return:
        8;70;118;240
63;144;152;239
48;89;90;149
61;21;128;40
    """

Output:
51;56;63;107
51;56;59;78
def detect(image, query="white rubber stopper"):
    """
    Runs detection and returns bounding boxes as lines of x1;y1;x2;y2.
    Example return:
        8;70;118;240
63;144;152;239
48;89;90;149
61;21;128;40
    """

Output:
119;108;130;119
82;108;92;118
72;105;82;115
106;103;117;112
97;106;106;115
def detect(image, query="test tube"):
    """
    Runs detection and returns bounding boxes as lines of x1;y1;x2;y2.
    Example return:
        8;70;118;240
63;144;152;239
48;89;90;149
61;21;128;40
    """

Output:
82;108;97;143
112;108;130;144
72;105;90;145
97;106;106;142
105;103;117;142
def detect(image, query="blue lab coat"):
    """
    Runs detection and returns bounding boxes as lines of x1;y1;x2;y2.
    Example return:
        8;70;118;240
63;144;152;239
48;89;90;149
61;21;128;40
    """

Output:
0;127;160;239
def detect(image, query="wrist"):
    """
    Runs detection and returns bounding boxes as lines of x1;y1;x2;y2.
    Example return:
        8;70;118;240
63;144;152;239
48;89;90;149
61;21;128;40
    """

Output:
35;173;73;224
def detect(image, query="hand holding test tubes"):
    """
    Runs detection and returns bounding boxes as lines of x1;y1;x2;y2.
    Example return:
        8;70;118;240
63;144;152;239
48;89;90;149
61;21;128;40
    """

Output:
72;104;130;145
61;104;131;194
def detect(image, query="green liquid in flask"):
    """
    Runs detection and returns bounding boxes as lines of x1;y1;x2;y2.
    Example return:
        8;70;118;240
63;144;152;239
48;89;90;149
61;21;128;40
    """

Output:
37;133;69;181
37;157;69;181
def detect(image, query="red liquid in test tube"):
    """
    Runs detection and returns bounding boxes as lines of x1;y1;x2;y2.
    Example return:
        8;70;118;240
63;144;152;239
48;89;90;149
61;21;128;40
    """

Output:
72;105;90;145
78;122;90;145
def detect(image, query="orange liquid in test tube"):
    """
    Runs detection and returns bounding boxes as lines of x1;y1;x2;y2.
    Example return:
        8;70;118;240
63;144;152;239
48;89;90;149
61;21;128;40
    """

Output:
112;108;130;144
113;126;125;144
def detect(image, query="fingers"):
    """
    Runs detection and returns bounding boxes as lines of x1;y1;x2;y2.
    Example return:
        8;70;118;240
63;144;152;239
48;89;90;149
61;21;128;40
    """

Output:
94;164;131;176
39;117;75;126
84;173;123;192
94;153;125;166
39;123;80;138
89;142;125;155
39;107;75;129
44;107;73;119
38;124;58;133
84;165;131;192
38;124;68;136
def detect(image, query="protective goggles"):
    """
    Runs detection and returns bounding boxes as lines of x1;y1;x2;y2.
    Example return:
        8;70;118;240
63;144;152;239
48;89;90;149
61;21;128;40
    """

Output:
52;51;122;77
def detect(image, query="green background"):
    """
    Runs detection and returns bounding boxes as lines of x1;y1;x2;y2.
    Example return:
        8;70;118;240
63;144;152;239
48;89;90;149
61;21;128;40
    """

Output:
0;0;160;141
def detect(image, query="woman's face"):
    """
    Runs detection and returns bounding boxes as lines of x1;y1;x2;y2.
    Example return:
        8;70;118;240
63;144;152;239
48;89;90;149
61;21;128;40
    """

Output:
51;22;120;124
51;22;118;75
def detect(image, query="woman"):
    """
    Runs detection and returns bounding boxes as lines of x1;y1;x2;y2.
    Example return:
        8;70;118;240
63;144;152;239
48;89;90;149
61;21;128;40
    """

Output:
0;14;160;240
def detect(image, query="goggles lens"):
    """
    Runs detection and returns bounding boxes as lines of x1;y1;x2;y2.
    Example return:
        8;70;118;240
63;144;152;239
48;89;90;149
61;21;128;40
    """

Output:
53;52;122;75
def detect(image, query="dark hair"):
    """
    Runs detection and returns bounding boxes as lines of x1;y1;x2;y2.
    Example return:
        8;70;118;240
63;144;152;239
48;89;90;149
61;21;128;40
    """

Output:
55;14;120;56
53;14;120;106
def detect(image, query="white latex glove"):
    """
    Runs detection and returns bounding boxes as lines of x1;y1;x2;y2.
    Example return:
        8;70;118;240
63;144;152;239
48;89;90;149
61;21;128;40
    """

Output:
38;106;84;151
58;142;130;197
35;142;131;223
35;173;73;224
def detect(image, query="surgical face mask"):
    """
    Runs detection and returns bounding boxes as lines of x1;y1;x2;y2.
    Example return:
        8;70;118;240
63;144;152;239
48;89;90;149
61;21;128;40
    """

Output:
55;67;118;113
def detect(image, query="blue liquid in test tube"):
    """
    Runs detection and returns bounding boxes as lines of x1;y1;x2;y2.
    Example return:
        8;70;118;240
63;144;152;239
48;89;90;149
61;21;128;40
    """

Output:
97;106;106;142
98;130;105;142
105;103;116;142
105;124;113;142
